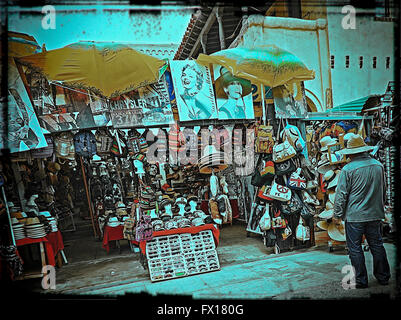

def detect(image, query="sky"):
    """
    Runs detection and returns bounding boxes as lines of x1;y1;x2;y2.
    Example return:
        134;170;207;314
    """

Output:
7;3;195;50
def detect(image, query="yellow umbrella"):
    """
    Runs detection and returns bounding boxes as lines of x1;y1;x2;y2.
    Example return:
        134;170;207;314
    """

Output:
196;44;315;89
16;41;167;98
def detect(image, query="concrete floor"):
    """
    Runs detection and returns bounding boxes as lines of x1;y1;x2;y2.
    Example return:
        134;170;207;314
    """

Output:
8;216;400;301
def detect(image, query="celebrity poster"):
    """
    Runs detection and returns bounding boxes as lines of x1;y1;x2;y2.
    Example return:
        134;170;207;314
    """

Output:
110;72;174;128
213;65;254;120
3;63;47;153
169;60;217;122
273;82;308;119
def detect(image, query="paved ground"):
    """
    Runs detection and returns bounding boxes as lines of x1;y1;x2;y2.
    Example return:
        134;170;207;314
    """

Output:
9;221;399;302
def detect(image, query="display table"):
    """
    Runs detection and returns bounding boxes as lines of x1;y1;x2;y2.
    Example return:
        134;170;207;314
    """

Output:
46;231;66;266
135;224;220;256
16;237;56;267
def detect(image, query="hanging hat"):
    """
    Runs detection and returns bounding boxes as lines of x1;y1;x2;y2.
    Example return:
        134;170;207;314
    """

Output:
214;67;252;99
317;153;336;174
318;201;334;219
319;136;338;152
338;133;374;155
187;195;198;203
327;189;336;203
317;220;330;231
175;197;187;206
323;169;340;189
328;220;346;242
198;145;228;174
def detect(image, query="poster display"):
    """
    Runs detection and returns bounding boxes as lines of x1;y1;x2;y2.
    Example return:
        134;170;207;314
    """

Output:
2;64;47;153
213;66;254;120
169;60;217;122
24;67;111;132
109;72;174;128
273;82;308;119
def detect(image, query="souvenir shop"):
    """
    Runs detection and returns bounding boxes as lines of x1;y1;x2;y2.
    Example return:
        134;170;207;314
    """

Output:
1;38;395;283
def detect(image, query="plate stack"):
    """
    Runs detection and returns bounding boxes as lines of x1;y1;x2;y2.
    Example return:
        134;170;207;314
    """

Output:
25;217;47;239
11;218;26;241
47;217;58;232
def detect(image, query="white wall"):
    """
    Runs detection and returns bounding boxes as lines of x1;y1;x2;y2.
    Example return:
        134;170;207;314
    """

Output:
326;6;395;107
239;15;331;112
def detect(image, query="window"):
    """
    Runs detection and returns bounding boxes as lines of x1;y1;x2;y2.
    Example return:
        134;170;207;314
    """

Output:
345;55;350;68
330;55;335;69
359;56;363;68
386;57;390;69
373;56;377;68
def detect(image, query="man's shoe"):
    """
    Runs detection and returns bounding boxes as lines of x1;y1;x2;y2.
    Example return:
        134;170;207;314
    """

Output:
378;280;389;286
355;283;368;289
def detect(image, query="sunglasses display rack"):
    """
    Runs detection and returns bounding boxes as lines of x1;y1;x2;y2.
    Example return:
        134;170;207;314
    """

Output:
146;230;220;282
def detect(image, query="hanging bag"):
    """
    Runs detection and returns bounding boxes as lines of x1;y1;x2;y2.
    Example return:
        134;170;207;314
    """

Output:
255;121;275;153
287;167;307;190
74;131;97;158
269;178;292;202
271;204;287;229
258;203;271;231
272;118;296;163
295;216;310;241
95;129;114;155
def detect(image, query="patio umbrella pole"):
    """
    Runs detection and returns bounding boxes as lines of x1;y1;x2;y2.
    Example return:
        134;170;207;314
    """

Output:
261;84;266;125
79;155;98;238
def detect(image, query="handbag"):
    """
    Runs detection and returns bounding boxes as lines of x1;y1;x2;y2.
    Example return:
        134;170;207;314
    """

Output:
272;139;297;163
295;216;310;241
287;168;307;190
255;123;275;153
257;184;274;202
258;203;271;231
275;158;296;176
269;179;292;202
280;193;303;216
251;154;275;187
271;205;287;229
272;119;297;163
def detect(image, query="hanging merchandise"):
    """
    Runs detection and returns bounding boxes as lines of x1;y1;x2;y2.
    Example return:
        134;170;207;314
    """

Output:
257;184;274;202
31;134;54;159
95;128;114;155
271;204;287;229
255;122;275;153
258;203;271;231
295;216;310;241
110;130;128;158
287;168;307;190
269;179;292;202
280;192;303;216
274;158;296;176
54;131;75;160
251;154;275;187
74;130;97;158
272;140;296;163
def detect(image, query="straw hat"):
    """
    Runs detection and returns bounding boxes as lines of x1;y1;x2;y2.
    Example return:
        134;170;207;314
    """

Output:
318;201;334;219
317;220;330;231
319;136;338;152
214;67;252;99
327;189;336;204
328;221;346;242
323;169;340;189
338;133;374;155
317;153;336;174
198;145;228;174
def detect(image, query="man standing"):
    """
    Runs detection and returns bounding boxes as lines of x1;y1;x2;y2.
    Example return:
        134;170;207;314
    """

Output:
333;133;390;288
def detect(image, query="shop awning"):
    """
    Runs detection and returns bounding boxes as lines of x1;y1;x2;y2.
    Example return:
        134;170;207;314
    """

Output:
327;95;382;113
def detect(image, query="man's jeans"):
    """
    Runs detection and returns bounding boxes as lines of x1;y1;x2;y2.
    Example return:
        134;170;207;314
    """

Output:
345;220;391;286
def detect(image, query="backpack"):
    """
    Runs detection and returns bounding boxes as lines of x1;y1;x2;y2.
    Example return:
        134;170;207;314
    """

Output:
54;132;75;160
135;214;153;242
73;131;97;158
95;129;114;155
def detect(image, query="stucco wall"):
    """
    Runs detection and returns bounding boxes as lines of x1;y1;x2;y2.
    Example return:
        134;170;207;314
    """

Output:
326;6;395;107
